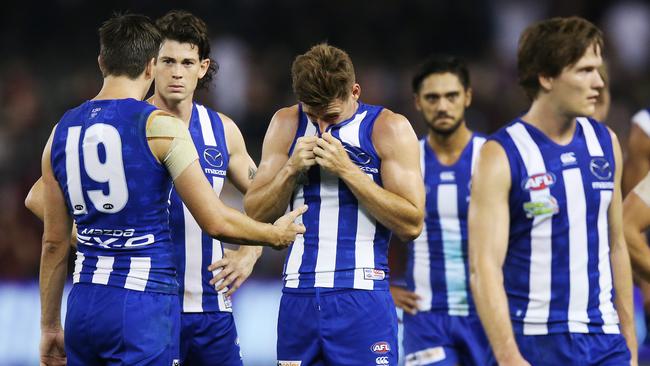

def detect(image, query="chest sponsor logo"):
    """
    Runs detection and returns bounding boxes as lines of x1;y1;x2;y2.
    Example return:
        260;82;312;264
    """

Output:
203;147;224;168
589;157;612;180
440;171;455;182
560;152;577;166
371;341;391;354
522;172;556;191
363;268;386;281
523;195;559;219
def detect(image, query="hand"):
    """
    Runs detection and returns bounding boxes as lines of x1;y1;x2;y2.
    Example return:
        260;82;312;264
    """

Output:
313;132;356;177
271;205;308;249
390;286;421;315
497;352;531;366
208;247;261;296
287;136;318;174
40;328;66;366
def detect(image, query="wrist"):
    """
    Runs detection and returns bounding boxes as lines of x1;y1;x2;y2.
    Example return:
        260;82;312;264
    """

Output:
494;340;523;363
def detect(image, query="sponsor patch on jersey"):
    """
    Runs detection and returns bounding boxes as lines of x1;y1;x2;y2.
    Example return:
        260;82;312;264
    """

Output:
278;361;302;366
589;157;612;180
376;356;390;365
560;152;577;166
522;172;556;191
405;347;446;366
440;171;455;182
371;341;391;354
364;268;386;281
592;181;614;190
523;195;559;219
203;147;224;168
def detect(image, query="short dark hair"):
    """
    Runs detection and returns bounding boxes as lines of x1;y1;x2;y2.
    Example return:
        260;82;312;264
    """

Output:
412;56;470;93
518;16;604;100
156;10;217;89
291;43;356;110
98;13;162;79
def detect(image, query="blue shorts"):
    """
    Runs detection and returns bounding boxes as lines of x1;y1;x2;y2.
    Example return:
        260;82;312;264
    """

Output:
277;288;398;366
180;311;242;366
403;312;488;366
64;283;180;366
486;332;630;365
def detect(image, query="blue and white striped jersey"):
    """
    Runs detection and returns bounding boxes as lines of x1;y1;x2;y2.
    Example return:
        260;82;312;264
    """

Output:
168;104;231;313
51;98;177;294
283;102;391;290
406;134;485;316
490;117;619;335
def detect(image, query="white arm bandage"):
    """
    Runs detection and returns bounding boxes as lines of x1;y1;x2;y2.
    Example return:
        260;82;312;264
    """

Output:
633;172;650;208
146;113;199;180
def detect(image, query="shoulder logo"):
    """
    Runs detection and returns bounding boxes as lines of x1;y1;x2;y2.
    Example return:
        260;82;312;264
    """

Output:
522;172;556;191
589;157;612;180
203;147;224;168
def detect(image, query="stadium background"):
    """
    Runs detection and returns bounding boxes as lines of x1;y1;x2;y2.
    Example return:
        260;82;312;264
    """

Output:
0;0;649;364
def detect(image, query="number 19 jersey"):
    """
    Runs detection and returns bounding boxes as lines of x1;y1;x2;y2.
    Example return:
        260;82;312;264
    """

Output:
50;98;178;294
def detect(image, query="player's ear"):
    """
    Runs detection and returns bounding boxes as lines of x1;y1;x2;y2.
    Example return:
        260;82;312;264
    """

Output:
538;74;553;93
413;93;422;111
198;58;210;79
351;83;361;100
465;87;473;108
144;58;155;80
97;55;106;77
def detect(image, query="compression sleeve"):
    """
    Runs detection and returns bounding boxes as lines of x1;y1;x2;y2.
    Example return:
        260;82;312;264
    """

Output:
633;172;650;208
146;112;199;180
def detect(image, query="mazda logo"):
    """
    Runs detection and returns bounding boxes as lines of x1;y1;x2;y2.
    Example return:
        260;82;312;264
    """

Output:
203;147;224;168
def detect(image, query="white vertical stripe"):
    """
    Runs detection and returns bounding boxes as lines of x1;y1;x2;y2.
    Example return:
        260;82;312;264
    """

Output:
65;126;88;215
314;169;339;287
73;252;84;283
470;136;486;174
124;257;151;291
182;204;204;311
91;256;114;285
597;190;619;331
413;222;432;311
210;176;229;310
577;118;604;157
285;187;305;288
563;168;590;332
632;110;650;137
507;123;552;335
338;112;375;290
438;184;469;316
419;139;426;176
196;105;217;146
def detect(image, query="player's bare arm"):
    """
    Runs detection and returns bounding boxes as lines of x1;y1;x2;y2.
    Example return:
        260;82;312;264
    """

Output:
207;112;262;295
607;130;639;366
146;111;306;248
622;124;650;196
244;105;315;222
25;177;44;220
469;141;530;366
39;127;69;366
314;109;424;241
624;173;650;281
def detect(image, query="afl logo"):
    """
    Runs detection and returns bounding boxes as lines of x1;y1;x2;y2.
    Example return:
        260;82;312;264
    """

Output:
343;144;372;166
589;157;612;180
103;203;114;210
522;172;556;191
203;147;224;168
371;341;390;354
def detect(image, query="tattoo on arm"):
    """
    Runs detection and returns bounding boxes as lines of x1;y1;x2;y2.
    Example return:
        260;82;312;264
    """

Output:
248;166;257;181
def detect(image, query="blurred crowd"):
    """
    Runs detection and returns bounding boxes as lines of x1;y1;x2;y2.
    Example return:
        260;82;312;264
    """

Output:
1;0;649;281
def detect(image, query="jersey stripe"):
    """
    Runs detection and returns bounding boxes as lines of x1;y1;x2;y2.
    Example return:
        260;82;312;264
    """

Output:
91;256;114;285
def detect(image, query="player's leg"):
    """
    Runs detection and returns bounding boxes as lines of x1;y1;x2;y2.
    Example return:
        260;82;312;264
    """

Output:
403;312;458;366
182;312;243;366
320;289;399;366
277;290;323;365
452;315;489;366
